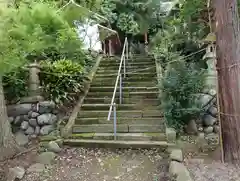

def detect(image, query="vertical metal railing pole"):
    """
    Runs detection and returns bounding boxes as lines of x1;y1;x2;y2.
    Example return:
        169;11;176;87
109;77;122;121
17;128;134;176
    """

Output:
119;74;122;104
123;54;126;78
113;103;117;140
126;40;129;60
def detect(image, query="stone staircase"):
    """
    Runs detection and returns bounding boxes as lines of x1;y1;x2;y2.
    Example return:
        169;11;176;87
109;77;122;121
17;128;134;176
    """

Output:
64;55;171;148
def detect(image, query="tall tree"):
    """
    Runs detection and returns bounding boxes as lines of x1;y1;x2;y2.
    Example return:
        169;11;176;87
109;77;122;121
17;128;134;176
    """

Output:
0;1;20;161
214;0;240;163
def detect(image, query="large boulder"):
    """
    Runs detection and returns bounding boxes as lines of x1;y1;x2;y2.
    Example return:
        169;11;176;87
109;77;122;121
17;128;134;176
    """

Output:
7;104;32;117
37;113;57;125
39;101;56;114
40;125;55;135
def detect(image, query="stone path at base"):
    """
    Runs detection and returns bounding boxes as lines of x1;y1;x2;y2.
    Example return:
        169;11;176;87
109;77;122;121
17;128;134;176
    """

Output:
24;148;170;181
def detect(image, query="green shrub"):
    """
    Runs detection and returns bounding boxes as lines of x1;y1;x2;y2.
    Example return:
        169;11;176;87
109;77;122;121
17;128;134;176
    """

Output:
160;60;206;132
3;69;28;103
39;59;86;105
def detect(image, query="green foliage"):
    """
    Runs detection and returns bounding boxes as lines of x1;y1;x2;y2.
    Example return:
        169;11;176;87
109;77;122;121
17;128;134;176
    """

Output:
39;59;86;105
99;0;161;35
0;2;95;104
3;69;29;103
161;59;206;132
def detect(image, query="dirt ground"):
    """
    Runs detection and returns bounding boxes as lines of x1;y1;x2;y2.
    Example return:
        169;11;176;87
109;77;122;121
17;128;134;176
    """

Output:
0;146;170;181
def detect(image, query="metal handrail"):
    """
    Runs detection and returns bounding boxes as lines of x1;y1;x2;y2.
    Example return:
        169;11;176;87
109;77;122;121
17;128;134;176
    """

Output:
107;37;128;140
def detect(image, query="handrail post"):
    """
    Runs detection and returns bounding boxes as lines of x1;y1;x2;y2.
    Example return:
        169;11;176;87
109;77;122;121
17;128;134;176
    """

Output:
126;40;129;60
119;74;122;104
113;103;117;140
123;55;126;78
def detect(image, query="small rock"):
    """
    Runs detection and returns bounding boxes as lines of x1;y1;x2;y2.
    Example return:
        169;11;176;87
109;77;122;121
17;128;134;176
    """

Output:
25;126;35;135
37;113;57;125
14;116;22;125
198;94;213;108
29;134;37;139
40;125;55;135
8;166;25;180
55;139;63;147
213;125;220;133
31;112;40;118
35;126;40;135
166;127;176;143
29;118;38;127
202;114;216;126
28;111;33;118
8;117;14;124
20;121;29;130
170;149;183;162
39;101;56;114
15;131;29;146
27;163;45;173
209;89;216;96
208;106;218;117
204;126;214;134
185;120;198;135
48;141;61;153
36;152;56;164
23;115;29;121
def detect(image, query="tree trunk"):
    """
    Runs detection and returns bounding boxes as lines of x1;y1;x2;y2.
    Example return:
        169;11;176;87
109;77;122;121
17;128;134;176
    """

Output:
0;76;19;161
214;0;240;163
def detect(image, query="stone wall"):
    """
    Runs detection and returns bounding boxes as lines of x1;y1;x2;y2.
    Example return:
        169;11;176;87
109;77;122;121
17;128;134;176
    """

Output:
186;44;219;141
8;100;58;137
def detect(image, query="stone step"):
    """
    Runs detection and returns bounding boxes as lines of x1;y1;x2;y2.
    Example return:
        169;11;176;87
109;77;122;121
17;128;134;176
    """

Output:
89;86;158;92
91;80;157;87
94;76;157;83
86;91;159;98
67;133;166;141
81;103;135;111
95;72;156;78
71;124;165;133
83;97;160;105
63;139;173;149
96;66;155;74
100;61;155;67
97;65;153;71
77;110;162;118
75;117;164;125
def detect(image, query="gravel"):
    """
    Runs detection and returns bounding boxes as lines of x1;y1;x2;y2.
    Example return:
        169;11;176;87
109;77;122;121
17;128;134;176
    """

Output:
186;160;240;181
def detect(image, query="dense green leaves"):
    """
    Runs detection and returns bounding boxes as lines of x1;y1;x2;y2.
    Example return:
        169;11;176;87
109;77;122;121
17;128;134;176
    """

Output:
40;59;86;105
161;60;206;132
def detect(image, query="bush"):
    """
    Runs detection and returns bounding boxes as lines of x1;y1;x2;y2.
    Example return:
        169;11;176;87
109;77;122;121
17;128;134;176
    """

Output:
3;69;28;103
39;59;86;105
160;60;206;132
